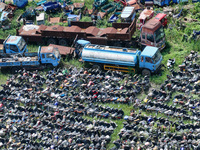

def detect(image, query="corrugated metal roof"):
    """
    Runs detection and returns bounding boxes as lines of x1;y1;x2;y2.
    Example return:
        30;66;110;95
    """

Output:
45;25;64;31
121;6;135;19
49;44;75;55
85;26;100;36
63;26;82;32
99;27;117;37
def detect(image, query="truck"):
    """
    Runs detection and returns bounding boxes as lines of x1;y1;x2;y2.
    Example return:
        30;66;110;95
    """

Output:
0;35;28;56
81;44;162;76
17;19;165;50
140;18;165;50
13;0;28;8
0;45;61;73
137;7;154;29
16;21;136;47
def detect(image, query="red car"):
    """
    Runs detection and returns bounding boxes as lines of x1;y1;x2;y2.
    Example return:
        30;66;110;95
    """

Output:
154;13;167;27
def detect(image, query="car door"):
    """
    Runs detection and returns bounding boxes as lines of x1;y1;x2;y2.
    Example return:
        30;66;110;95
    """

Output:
144;56;154;71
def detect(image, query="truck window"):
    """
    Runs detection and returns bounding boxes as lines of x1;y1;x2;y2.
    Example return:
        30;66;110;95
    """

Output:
46;54;56;60
42;54;45;58
141;56;144;62
142;33;145;39
6;44;9;50
147;34;154;42
10;45;18;52
145;57;153;63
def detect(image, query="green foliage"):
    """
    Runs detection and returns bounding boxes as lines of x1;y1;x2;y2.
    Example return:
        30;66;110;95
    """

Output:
80;16;92;22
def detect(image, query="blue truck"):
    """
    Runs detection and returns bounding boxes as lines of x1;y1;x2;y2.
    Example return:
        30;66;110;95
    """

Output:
141;0;188;6
0;35;28;57
0;45;61;73
81;45;163;76
13;0;28;8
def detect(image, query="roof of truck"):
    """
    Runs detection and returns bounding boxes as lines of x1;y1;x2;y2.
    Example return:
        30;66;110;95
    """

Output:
142;19;161;30
155;13;167;21
141;46;158;57
41;46;54;53
6;36;22;45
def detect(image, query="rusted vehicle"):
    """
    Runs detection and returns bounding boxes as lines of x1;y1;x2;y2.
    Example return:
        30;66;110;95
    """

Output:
154;13;167;27
137;7;154;29
17;20;136;47
140;19;165;50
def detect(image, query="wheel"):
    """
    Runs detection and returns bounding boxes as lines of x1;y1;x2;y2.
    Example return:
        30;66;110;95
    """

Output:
58;39;67;46
37;40;45;46
10;67;17;74
92;64;101;70
46;64;54;70
142;69;151;76
47;38;57;45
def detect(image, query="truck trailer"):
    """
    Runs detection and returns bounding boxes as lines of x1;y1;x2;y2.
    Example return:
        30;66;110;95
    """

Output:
0;45;61;73
16;20;136;47
81;44;163;76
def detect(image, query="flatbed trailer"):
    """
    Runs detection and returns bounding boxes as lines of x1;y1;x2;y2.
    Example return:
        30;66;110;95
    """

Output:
17;20;136;47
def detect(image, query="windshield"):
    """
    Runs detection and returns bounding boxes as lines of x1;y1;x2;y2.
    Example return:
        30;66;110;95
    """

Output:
154;26;165;43
152;50;162;63
53;48;60;59
17;38;26;52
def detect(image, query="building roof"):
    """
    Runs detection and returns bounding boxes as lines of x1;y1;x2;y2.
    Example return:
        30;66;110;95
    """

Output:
141;46;158;57
155;13;167;21
6;36;21;45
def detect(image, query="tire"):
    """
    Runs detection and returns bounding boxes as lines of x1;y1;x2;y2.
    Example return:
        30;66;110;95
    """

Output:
46;64;54;69
92;64;101;70
10;67;17;74
47;38;57;45
142;69;151;76
58;39;67;46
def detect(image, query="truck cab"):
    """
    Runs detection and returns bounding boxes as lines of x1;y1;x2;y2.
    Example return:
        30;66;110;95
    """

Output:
139;46;162;76
3;35;28;54
154;13;167;27
140;19;165;50
137;8;154;29
153;0;170;6
40;46;61;67
74;40;91;57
